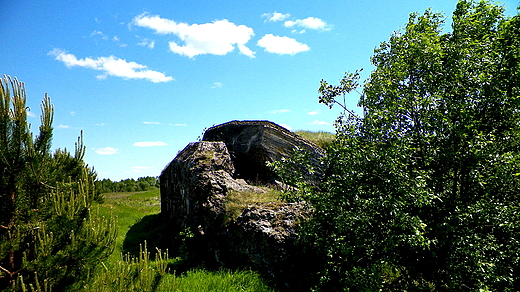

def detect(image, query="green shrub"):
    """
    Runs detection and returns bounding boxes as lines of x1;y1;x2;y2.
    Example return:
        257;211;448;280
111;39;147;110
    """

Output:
277;1;520;290
0;75;116;291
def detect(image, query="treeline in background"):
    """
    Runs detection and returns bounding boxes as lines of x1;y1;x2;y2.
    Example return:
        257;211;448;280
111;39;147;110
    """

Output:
95;176;159;193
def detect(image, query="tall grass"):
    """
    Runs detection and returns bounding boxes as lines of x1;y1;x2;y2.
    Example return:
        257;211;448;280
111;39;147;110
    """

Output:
294;130;335;149
87;189;274;292
165;269;273;292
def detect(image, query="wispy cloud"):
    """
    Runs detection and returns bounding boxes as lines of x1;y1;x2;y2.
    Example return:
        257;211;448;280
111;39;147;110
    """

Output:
137;37;156;49
49;48;174;83
91;30;108;40
95;147;119;155
169;123;187;127
310;120;331;125
211;82;223;88
257;34;309;55
143;121;160;124
57;124;71;129
133;141;167;147
27;111;36;118
90;30;127;47
284;17;331;31
261;12;291;22
262;13;332;33
269;109;291;114
132;14;255;58
307;110;320;115
95;123;107;126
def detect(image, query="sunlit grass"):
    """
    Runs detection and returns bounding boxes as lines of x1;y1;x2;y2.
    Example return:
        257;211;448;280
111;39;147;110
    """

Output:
294;130;335;149
224;187;282;223
160;269;274;292
91;188;275;291
95;189;161;262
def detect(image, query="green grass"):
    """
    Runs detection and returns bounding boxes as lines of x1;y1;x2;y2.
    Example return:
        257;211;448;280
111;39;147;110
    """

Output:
224;187;282;223
161;269;274;292
90;188;275;292
294;130;335;149
96;189;161;262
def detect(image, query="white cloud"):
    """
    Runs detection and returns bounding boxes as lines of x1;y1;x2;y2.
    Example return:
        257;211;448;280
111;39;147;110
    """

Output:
211;82;223;88
269;109;291;114
27;110;36;118
95;123;107;126
307;110;320;115
261;12;291;22
91;30;108;40
57;124;70;129
257;34;310;55
284;17;331;31
91;30;127;46
49;49;174;83
137;37;155;49
133;14;255;58
96;147;119;155
291;29;306;34
310;120;331;125
170;123;187;127
133;141;167;147
143;121;160;124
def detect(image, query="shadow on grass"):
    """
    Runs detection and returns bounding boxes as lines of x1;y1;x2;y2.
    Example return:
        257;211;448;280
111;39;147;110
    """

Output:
122;214;214;275
122;214;319;291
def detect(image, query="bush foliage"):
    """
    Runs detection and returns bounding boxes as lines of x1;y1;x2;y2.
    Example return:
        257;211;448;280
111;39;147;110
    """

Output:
276;1;520;290
0;76;116;291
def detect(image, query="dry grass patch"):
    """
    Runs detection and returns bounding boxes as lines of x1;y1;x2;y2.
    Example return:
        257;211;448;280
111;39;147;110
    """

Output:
224;187;282;222
294;130;335;149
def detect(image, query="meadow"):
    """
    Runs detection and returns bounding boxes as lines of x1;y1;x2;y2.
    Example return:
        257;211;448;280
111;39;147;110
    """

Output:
90;189;275;292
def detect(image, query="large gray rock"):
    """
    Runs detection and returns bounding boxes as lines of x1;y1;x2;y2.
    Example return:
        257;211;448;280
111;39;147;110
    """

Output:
214;201;318;290
202;120;325;184
160;141;263;234
160;120;325;290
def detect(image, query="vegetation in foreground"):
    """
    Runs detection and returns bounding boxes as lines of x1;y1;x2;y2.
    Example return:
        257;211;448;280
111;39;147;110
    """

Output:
0;76;273;291
3;0;520;291
87;190;274;292
0;76;116;291
275;0;520;290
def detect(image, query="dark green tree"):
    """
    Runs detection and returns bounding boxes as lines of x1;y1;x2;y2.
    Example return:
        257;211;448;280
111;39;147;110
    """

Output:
278;1;520;290
0;76;116;291
94;176;159;194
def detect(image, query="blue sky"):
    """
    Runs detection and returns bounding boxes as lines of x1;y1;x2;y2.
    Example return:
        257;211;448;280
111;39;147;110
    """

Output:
2;0;518;181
